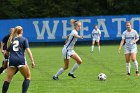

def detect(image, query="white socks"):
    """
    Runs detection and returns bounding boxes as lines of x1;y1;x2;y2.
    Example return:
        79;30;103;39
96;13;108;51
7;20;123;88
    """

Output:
55;68;64;77
91;46;94;52
126;63;130;74
133;61;138;71
98;46;100;53
69;63;79;74
126;61;139;74
91;46;100;53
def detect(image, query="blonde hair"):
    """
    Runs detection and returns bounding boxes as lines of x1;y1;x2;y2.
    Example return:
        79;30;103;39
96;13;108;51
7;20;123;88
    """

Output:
70;19;79;27
15;26;23;34
7;26;23;48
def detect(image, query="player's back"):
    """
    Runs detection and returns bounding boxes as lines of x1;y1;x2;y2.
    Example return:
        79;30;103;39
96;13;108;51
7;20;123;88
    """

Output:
9;36;29;63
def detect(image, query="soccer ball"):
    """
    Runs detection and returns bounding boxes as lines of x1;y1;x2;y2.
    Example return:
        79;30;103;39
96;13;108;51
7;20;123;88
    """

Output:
98;73;107;80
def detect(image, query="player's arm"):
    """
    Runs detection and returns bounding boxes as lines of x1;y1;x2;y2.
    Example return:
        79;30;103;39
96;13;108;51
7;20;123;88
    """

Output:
1;42;4;54
99;30;101;37
26;48;35;68
118;39;125;54
74;34;83;39
65;35;70;44
133;32;139;44
92;32;94;38
133;38;139;44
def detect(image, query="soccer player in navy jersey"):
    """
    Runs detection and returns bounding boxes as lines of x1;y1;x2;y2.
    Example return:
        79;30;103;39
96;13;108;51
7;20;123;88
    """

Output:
2;26;35;93
0;28;14;74
53;20;83;80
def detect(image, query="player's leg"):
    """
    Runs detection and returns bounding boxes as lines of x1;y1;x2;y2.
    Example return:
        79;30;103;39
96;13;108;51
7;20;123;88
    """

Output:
91;40;95;52
125;53;131;75
53;48;70;80
131;53;139;76
69;53;82;78
97;40;100;53
2;67;16;93
18;64;31;93
0;55;8;74
53;59;70;80
0;61;7;74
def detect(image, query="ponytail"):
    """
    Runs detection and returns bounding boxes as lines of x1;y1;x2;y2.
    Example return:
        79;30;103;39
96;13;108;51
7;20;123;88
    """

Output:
70;19;78;26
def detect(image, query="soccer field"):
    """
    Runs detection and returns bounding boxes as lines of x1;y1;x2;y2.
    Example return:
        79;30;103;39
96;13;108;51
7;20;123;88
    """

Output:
0;45;140;93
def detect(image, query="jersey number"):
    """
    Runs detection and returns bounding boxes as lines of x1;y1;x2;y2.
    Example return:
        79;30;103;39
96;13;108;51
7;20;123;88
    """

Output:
13;40;19;51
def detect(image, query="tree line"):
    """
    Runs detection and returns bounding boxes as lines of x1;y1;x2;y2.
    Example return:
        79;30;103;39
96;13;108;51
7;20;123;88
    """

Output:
0;0;140;19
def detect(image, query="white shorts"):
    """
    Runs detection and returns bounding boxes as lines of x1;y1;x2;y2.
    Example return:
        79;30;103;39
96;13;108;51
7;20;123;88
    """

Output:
62;47;76;59
92;38;100;42
124;45;138;54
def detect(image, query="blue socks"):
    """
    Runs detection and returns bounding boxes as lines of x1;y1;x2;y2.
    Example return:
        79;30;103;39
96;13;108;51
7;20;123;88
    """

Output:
2;81;10;93
22;79;30;93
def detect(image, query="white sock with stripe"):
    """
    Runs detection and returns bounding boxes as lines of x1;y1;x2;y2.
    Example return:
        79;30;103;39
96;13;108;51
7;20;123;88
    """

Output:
69;63;79;74
98;46;100;53
133;61;138;72
55;68;64;77
126;63;130;74
91;46;94;51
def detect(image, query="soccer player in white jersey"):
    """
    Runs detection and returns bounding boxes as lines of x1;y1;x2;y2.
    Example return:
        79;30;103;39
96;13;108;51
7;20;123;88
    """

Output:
53;20;83;80
91;24;101;53
118;21;139;76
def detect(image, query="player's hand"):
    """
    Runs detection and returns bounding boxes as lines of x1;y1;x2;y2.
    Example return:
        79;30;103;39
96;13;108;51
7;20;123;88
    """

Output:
80;36;84;39
118;48;121;54
133;40;136;44
1;50;5;55
31;62;35;68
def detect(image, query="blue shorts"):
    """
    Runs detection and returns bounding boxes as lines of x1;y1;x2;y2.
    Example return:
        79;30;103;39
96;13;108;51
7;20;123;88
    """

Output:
9;57;27;68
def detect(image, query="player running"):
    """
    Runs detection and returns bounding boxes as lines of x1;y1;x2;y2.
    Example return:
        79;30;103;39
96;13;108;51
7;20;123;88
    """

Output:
2;26;35;93
91;24;101;53
53;19;83;80
118;21;139;76
0;28;14;74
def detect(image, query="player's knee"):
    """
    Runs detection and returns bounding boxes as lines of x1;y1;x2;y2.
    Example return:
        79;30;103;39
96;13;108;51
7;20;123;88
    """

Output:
25;74;31;80
64;66;69;70
131;59;136;62
77;60;82;65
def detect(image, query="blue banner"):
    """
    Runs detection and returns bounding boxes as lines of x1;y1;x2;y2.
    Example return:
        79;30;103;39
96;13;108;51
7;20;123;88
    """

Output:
0;15;140;42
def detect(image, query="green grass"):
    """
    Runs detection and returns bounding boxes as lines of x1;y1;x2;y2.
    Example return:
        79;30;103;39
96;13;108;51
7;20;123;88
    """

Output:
0;45;140;93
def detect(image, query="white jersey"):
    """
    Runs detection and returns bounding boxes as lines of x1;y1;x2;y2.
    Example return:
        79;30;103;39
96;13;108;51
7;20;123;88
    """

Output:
92;29;101;39
64;30;78;50
122;29;139;50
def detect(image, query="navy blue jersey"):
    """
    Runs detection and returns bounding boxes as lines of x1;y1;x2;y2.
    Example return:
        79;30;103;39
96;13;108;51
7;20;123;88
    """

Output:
2;34;10;50
8;36;29;67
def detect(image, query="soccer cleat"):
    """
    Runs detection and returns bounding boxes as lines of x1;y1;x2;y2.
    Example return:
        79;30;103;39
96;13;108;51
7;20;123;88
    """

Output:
127;73;130;76
53;76;59;80
136;71;140;76
0;67;4;74
68;73;76;78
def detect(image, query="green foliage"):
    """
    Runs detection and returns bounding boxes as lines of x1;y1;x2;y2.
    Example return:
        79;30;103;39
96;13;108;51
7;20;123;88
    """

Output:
0;0;140;19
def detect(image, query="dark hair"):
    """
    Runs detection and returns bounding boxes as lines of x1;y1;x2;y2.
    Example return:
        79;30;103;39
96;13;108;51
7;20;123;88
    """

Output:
94;24;98;27
126;21;132;25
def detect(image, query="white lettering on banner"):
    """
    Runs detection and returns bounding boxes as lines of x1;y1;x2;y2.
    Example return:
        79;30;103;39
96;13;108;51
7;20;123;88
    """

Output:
97;19;109;37
62;20;72;39
79;19;91;38
130;18;140;34
33;21;59;39
33;17;140;41
112;18;126;37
